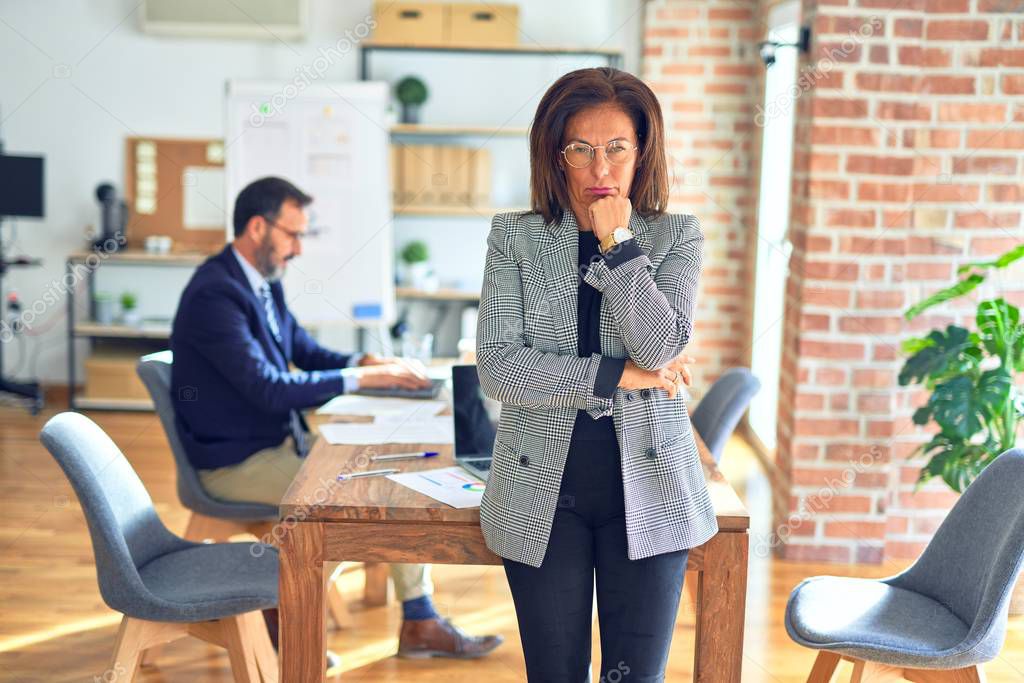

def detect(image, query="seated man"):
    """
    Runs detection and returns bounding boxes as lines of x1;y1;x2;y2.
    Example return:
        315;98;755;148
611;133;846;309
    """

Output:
171;176;502;659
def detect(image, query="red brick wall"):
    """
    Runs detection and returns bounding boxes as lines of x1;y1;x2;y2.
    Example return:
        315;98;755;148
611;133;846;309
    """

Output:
644;0;1024;564
779;0;1024;563
642;0;765;394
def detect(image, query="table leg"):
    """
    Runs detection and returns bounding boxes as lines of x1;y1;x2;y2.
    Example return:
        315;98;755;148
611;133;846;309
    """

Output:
279;521;325;683
693;531;748;683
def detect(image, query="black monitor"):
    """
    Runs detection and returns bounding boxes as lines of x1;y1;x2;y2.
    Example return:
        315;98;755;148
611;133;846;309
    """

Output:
0;155;44;218
452;364;498;459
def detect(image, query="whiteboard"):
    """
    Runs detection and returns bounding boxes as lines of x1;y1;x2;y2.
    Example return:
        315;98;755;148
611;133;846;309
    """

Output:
224;80;394;326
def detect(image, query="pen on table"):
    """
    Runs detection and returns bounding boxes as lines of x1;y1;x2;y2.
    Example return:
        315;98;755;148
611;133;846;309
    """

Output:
371;451;440;462
337;468;399;481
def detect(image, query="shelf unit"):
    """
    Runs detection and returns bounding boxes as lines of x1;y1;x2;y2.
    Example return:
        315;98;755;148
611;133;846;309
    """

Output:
395;286;479;302
390;123;528;137
66;249;206;411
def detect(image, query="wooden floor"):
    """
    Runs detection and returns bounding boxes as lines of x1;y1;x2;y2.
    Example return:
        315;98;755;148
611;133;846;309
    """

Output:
1;405;1022;682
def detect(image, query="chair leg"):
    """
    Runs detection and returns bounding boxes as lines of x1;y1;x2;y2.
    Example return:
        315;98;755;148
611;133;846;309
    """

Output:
220;613;262;683
849;658;905;683
363;561;391;607
140;643;164;667
325;562;352;630
239;610;278;683
684;570;699;611
903;666;986;683
109;616;189;682
805;651;841;683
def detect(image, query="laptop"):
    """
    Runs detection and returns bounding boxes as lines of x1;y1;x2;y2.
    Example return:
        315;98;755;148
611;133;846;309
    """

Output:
354;377;446;400
451;364;497;481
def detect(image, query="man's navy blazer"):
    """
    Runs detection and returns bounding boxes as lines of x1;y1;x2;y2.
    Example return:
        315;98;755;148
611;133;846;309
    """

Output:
170;245;354;470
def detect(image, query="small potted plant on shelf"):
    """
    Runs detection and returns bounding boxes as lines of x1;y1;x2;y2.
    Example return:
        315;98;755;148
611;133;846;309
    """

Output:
400;240;437;291
898;242;1024;610
395;76;428;124
120;291;141;327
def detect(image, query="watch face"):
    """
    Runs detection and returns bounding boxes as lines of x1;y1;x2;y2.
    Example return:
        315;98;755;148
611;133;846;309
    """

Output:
614;227;631;241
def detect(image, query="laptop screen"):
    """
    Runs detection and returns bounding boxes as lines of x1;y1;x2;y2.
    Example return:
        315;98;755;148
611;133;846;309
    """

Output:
452;364;498;459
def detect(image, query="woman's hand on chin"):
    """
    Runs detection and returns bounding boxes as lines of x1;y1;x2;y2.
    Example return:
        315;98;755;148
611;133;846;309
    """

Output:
588;195;632;242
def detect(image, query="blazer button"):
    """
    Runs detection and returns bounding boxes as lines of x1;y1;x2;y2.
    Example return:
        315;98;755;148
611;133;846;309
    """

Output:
645;446;657;459
640;388;652;399
519;455;530;467
626;392;634;401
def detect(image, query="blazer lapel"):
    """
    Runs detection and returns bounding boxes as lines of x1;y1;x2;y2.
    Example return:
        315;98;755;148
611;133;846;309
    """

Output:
220;246;289;366
540;211;580;355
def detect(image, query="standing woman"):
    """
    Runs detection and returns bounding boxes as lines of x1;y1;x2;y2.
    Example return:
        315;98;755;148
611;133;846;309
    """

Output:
476;67;718;681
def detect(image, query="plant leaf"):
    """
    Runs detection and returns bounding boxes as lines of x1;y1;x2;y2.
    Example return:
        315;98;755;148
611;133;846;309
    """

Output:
905;274;985;320
929;376;984;439
956;243;1024;274
976;298;1020;358
898;326;977;386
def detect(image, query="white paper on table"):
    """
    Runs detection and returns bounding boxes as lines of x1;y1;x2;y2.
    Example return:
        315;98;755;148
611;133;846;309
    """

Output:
316;395;445;423
318;416;454;445
386;466;486;509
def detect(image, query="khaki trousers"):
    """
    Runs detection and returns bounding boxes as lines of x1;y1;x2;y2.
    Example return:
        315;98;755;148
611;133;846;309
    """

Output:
199;437;433;602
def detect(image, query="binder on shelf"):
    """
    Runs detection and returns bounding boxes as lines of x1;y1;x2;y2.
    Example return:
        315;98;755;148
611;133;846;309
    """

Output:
470;147;492;207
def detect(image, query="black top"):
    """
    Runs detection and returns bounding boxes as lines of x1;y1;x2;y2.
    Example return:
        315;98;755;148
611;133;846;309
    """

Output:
571;230;626;441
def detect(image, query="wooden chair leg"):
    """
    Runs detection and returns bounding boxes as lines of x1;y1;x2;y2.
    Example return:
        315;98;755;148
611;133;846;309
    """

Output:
140;643;164;667
239;610;278;683
325;562;352;630
109;616;189;683
363;561;390;607
849;658;905;683
220;613;262;683
684;570;698;610
904;666;986;683
807;651;841;683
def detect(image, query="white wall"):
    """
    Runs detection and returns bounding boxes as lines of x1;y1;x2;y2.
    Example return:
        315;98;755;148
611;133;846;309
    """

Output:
0;0;642;383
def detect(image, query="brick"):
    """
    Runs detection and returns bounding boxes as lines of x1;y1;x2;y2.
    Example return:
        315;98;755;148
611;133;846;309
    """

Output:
812;125;880;146
857;392;895;413
804;261;859;280
780;543;853;563
898;46;953;68
987;184;1024;202
954;210;1021;228
885;541;929;560
952;155;1017;175
808;494;874;514
815;367;847;386
869;45;889;64
1003;75;1024;95
839;235;906;255
813;98;869;118
858;182;912;202
906;262;954;280
825;521;886;540
925;20;989;40
967;129;1024;149
979;48;1024;67
796;391;826;409
912;182;980;202
853;369;895;388
894;18;923;37
938;102;1006;122
855;72;920;92
846;154;915;175
899;490;960;509
922;75;975;95
856;290;904;309
925;0;970;10
824;208;877;228
798;341;867;361
840;316;903;335
708;7;752;21
876;101;932;121
808;179;851;199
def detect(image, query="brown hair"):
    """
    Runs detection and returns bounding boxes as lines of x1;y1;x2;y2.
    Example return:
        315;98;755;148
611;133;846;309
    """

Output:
529;67;669;225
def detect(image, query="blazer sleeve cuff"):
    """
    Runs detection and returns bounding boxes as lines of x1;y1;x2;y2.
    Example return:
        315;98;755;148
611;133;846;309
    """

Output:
593;355;626;399
601;238;643;270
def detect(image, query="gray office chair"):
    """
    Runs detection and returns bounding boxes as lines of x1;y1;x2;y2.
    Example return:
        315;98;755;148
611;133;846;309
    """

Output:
785;448;1024;682
39;412;278;681
136;351;279;535
690;367;761;463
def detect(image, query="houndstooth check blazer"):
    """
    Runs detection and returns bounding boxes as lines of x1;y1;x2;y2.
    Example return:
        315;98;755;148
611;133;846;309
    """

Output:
475;208;719;568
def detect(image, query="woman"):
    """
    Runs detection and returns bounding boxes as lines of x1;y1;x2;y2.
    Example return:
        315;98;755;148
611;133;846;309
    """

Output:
476;67;718;681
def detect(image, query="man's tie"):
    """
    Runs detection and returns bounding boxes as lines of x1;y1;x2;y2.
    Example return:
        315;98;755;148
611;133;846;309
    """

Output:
259;282;282;343
259;283;308;456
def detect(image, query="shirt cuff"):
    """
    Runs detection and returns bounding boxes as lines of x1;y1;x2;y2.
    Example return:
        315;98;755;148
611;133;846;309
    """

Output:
593;355;626;399
341;367;360;393
346;352;366;368
601;238;643;269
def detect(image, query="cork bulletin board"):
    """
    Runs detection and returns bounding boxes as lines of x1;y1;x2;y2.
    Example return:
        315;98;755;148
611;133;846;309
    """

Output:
124;136;227;254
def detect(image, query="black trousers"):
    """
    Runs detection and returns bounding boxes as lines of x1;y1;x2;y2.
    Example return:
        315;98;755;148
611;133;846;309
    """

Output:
503;435;689;683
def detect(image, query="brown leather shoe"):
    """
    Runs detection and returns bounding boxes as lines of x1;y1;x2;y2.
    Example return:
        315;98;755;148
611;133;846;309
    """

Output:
397;617;504;659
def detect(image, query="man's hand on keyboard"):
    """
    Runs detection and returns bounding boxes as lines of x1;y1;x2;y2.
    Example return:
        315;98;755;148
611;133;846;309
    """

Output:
351;358;432;390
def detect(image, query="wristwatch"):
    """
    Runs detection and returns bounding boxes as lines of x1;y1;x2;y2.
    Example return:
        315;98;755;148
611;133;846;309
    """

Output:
599;226;635;254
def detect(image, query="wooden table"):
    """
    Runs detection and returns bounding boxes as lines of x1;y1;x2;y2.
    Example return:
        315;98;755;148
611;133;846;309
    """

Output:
279;422;749;682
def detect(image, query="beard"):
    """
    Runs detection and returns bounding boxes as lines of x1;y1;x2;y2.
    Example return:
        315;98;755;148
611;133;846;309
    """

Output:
255;234;286;282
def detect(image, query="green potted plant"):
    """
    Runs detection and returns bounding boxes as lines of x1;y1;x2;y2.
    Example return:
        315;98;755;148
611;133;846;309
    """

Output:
93;291;115;325
120;291;141;327
899;243;1024;610
400;240;436;291
395;76;428;124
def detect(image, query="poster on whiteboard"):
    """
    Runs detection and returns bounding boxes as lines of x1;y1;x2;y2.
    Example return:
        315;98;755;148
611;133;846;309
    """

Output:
224;80;394;326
